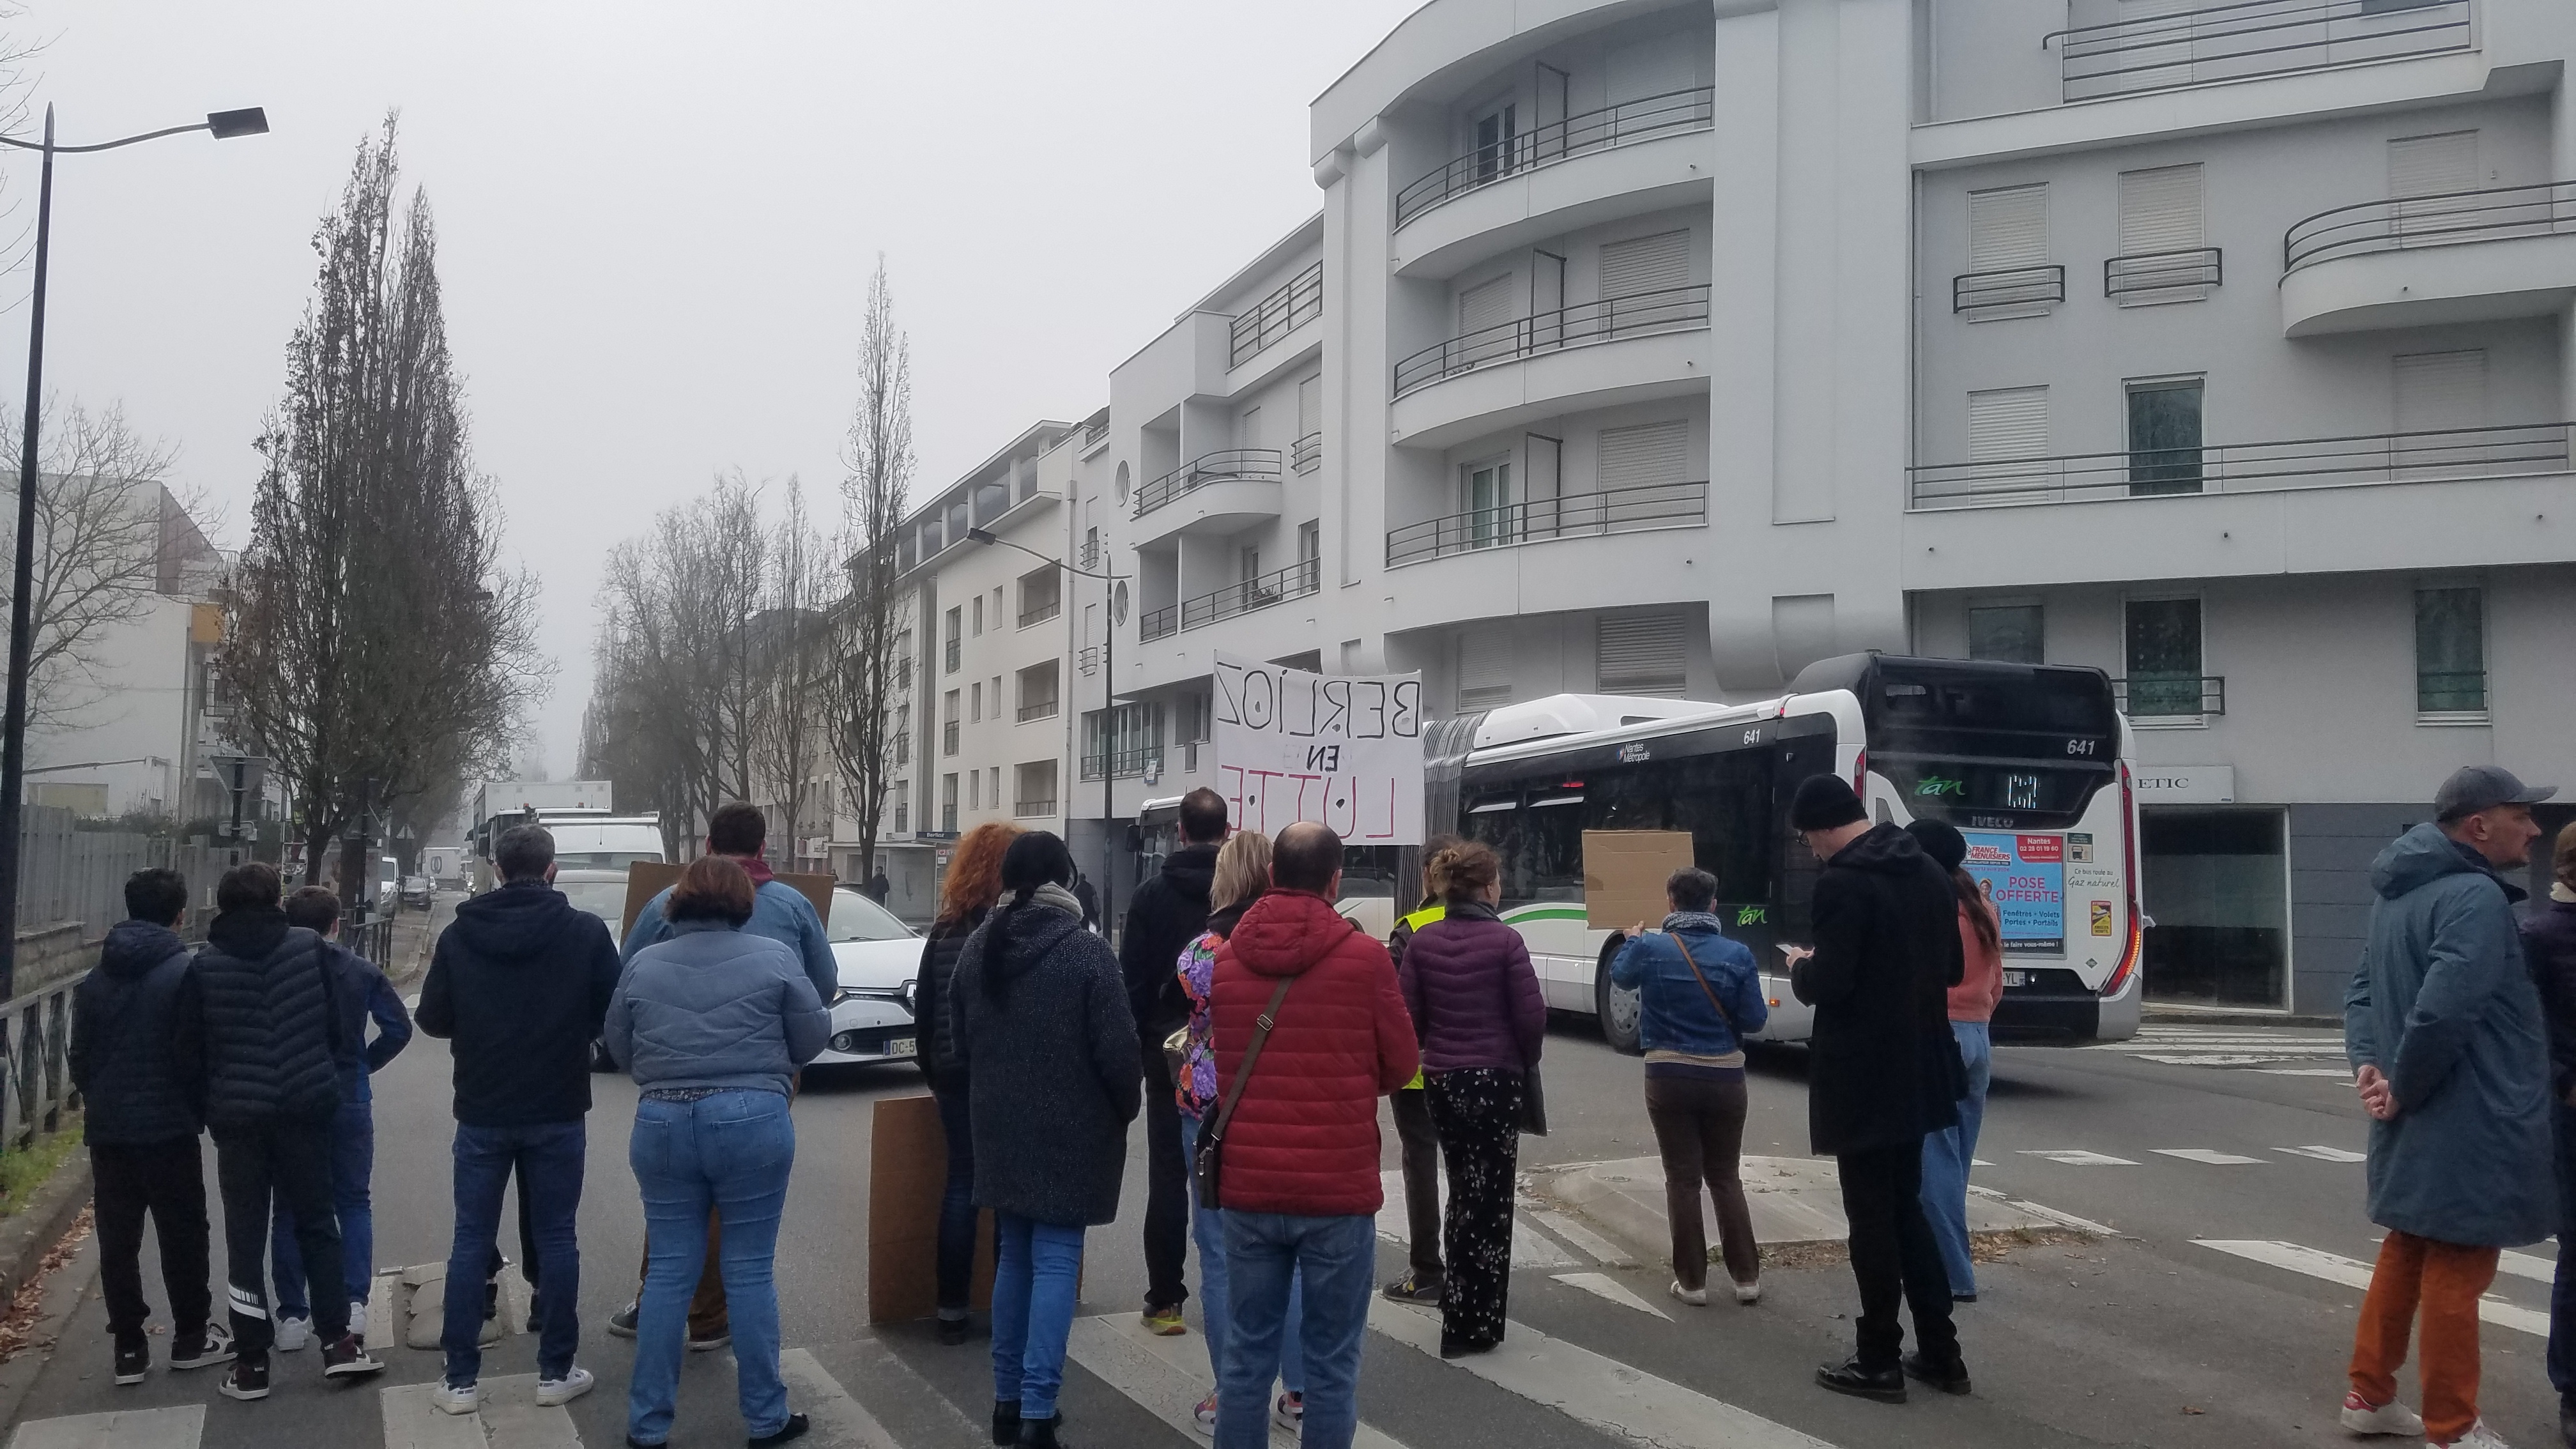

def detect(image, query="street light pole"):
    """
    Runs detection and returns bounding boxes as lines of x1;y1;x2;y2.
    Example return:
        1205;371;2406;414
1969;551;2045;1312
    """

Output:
0;105;267;1000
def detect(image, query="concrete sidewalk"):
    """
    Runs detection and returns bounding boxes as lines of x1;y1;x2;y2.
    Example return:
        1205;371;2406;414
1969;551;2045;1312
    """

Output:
1529;1154;2110;1266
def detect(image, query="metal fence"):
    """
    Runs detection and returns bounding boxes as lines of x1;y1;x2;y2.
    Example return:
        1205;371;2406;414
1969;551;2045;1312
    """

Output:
0;977;75;1150
16;806;245;953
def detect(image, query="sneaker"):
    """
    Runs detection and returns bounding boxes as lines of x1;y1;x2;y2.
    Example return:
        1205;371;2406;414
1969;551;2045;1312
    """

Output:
1141;1303;1186;1336
1381;1272;1443;1305
535;1365;595;1407
320;1331;384;1379
1193;1389;1218;1436
2340;1390;2424;1437
273;1315;311;1353
1273;1392;1304;1429
608;1302;640;1338
218;1356;271;1401
433;1379;479;1415
2438;1420;2513;1449
169;1325;234;1371
749;1413;811;1448
1668;1280;1710;1307
687;1329;732;1352
1733;1279;1763;1306
112;1333;148;1386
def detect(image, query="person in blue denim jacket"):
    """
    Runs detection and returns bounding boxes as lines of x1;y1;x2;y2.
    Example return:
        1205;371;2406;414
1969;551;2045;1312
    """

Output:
1610;866;1769;1308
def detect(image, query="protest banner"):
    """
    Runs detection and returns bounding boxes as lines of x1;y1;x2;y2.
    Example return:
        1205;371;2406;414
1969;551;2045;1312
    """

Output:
1212;651;1426;844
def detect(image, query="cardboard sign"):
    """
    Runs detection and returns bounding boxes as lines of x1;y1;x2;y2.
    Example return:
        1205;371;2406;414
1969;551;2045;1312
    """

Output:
1213;651;1427;845
1582;830;1696;930
620;860;838;940
866;1094;995;1322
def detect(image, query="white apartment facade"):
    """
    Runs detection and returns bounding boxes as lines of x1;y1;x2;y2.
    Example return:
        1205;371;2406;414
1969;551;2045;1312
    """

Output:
894;0;2576;1016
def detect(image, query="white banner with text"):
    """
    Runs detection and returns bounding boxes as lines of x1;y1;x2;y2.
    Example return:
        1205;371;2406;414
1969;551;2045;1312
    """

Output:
1211;652;1425;844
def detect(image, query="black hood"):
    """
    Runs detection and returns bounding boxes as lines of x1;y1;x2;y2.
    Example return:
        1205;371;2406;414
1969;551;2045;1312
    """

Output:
1206;893;1262;940
1828;821;1931;877
448;878;584;963
980;897;1083;997
1160;843;1218;906
100;920;187;979
206;907;291;962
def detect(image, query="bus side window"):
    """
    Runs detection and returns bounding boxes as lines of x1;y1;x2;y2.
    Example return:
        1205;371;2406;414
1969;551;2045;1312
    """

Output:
1521;797;1585;903
1464;795;1526;906
1666;750;1775;911
1771;737;1832;941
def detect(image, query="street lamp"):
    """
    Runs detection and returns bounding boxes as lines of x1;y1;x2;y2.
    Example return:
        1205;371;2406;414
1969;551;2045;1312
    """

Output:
964;525;1131;928
0;105;268;998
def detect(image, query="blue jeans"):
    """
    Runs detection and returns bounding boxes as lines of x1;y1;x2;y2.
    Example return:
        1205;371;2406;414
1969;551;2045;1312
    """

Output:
443;1120;585;1383
2549;1100;2576;1403
629;1090;796;1445
933;1085;977;1315
1919;1020;1993;1298
992;1214;1084;1418
1218;1212;1374;1449
1179;1116;1301;1395
272;1099;374;1316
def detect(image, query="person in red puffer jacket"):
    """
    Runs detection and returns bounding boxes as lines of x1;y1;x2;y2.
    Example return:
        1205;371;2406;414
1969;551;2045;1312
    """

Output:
1208;822;1418;1449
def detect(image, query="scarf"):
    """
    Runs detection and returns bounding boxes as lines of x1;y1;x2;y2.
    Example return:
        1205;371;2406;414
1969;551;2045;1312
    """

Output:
735;854;777;886
1661;910;1728;936
1013;882;1085;919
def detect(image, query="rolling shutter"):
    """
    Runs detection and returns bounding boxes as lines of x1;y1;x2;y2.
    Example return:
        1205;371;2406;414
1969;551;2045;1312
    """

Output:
1459;629;1514;712
1600;230;1690;297
2119;165;2204;253
1967;185;2050;269
1597;421;1689;490
1597;613;1688;696
1459;275;1515;335
1968;387;2050;461
2394;351;2486;433
2388;131;2478;198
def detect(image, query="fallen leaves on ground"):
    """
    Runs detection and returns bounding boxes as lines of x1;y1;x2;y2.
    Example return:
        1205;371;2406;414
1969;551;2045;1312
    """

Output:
0;1206;92;1364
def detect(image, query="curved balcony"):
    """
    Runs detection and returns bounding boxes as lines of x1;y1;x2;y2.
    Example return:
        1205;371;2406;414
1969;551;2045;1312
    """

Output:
1395;285;1708;395
1397;87;1713;230
1390;286;1710;448
1131;448;1285;548
1137;558;1321;641
1386;481;1707;569
2281;181;2576;335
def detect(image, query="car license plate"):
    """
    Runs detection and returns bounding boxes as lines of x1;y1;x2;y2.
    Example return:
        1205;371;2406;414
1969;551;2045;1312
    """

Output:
2002;970;2030;988
885;1036;917;1059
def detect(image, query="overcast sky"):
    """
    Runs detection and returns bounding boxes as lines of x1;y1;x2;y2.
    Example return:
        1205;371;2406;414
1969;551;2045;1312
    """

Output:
4;0;1416;780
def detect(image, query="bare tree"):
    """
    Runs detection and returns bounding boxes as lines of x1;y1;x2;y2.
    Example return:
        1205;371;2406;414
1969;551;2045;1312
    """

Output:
827;256;916;882
748;479;834;867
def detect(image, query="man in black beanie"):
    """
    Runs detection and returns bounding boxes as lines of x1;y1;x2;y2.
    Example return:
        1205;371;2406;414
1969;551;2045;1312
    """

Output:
1785;772;1970;1402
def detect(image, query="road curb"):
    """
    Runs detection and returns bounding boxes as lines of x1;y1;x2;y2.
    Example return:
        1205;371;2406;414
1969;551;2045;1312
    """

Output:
0;1154;91;1311
2140;1006;2340;1029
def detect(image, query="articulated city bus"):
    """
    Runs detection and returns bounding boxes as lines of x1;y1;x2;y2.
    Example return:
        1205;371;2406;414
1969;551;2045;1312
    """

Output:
1139;652;2143;1047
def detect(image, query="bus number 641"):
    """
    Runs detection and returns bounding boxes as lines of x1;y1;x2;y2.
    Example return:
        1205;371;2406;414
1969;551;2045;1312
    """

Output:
2066;739;2099;756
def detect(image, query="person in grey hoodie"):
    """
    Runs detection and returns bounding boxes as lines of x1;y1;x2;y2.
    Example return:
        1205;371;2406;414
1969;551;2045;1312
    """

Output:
605;853;829;1449
2342;765;2556;1449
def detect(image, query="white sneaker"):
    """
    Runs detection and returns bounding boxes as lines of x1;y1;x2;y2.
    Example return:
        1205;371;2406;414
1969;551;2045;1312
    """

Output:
2436;1420;2513;1449
432;1380;478;1416
1667;1280;1709;1307
272;1315;311;1353
1193;1388;1218;1436
535;1365;595;1407
1733;1279;1763;1305
2340;1390;2423;1437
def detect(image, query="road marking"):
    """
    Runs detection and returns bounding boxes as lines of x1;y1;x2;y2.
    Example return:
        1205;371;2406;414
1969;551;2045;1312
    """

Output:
1966;1183;2124;1237
2152;1148;2263;1165
1511;1218;1579;1269
2018;1149;2140;1166
2135;1054;2342;1067
1367;1299;1837;1448
2253;1069;2354;1078
1529;1209;1633;1267
1065;1312;1409;1448
7;1406;204;1449
2499;1250;2557;1285
1375;1168;1431;1256
779;1346;910;1448
2275;1145;2366;1163
381;1379;496;1449
2195;1241;2550;1338
367;1268;399;1350
1550;1271;1672;1319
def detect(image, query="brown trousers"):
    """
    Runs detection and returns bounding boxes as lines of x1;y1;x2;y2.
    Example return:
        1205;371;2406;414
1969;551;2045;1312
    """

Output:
1643;1072;1759;1291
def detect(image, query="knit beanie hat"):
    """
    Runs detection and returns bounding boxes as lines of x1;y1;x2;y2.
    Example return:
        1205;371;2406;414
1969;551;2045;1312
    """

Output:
1788;774;1867;832
1905;818;1968;872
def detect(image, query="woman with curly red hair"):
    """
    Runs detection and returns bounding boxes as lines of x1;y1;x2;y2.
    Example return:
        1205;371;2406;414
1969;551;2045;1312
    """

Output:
914;822;1023;1345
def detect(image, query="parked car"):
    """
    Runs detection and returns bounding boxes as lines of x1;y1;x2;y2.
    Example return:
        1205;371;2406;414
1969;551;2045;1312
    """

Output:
400;875;434;908
811;887;924;1068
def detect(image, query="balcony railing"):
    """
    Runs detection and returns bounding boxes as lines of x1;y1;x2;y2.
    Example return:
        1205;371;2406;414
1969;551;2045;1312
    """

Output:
1079;746;1162;782
1396;86;1716;227
2047;0;2471;104
2115;675;2227;719
1018;597;1061;628
1386;480;1708;569
1016;698;1057;723
1230;261;1323;368
1174;559;1322;634
2418;669;2488;713
1952;265;2065;314
1289;431;1322;475
2285;180;2576;273
1393;284;1710;397
1908;422;2570;510
1014;797;1057;818
1134;448;1284;519
1077;644;1103;675
2104;247;2223;300
1140;605;1178;643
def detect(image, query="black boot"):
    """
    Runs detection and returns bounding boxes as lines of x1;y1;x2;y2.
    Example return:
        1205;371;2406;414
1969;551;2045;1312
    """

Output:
749;1412;811;1447
1901;1351;1972;1395
1814;1356;1906;1403
2559;1397;2576;1449
1016;1413;1062;1448
991;1400;1020;1446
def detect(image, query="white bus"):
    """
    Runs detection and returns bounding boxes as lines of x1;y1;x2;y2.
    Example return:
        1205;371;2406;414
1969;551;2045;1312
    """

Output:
1147;653;2143;1048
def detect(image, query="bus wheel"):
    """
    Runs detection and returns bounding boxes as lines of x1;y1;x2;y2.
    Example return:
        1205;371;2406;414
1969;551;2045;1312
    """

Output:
1595;942;1643;1055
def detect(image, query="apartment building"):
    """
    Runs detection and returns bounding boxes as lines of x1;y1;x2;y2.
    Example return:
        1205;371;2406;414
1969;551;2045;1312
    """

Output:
893;0;2576;1016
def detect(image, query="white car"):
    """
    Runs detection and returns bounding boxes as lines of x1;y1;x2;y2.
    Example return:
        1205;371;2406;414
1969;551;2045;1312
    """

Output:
812;888;925;1068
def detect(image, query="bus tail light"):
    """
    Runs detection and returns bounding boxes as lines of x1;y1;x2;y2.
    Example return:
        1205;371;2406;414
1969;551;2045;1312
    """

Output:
1851;748;1868;794
2100;760;2142;999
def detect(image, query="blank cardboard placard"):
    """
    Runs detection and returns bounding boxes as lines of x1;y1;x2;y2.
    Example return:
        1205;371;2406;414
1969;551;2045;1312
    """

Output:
867;1094;994;1322
1583;830;1696;929
620;861;838;939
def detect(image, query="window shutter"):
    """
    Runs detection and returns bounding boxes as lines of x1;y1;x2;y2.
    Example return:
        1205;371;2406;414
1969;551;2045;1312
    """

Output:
1596;613;1688;696
2393;351;2487;433
1459;630;1513;712
2119;165;2203;253
1968;387;2050;461
1597;421;1689;491
1298;374;1321;436
1968;185;2050;268
1600;230;1690;297
1459;275;1515;335
2389;131;2478;197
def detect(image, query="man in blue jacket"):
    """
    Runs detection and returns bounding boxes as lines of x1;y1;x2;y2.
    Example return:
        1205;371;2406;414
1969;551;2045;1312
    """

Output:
2343;765;2556;1449
610;802;836;1347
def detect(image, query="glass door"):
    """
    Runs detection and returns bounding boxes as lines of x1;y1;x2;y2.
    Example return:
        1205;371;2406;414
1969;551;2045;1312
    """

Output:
1467;461;1513;548
1473;102;1517;185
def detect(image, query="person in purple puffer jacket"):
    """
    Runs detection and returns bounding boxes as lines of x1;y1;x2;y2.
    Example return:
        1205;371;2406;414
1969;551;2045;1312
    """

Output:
1397;841;1545;1358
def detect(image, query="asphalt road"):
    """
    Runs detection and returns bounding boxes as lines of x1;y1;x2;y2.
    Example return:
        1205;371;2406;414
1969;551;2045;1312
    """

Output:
2;923;2563;1449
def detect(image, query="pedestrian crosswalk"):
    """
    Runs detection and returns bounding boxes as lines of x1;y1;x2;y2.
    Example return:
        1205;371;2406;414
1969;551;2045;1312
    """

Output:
2011;1144;2366;1169
2196;1239;2554;1338
2084;1024;2352;1075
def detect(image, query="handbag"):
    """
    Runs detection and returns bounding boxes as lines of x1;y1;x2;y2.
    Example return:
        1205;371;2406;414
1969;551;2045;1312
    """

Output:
1192;975;1295;1206
1517;1064;1548;1136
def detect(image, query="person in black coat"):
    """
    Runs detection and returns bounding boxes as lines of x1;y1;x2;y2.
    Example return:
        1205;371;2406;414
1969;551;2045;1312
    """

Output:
190;861;382;1396
1116;786;1224;1331
2522;822;2576;1441
913;821;1021;1345
71;868;229;1386
1786;774;1967;1404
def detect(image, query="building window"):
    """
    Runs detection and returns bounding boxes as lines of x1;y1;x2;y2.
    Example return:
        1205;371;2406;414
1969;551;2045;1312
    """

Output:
1968;604;2044;664
942;690;960;755
972;595;983;636
1596;613;1687;696
2113;164;2209;306
968;769;980;811
893;799;908;834
1298;521;1320;588
944;608;961;673
2141;809;2287;1009
2123;597;2205;719
970;682;982;723
2414;586;2486;716
1966;387;2048;464
990;767;1001;812
2126;378;2204;496
1018;565;1061;627
1459;627;1513;712
1464;459;1513;548
940;774;958;834
1016;660;1059;722
1015;760;1059;818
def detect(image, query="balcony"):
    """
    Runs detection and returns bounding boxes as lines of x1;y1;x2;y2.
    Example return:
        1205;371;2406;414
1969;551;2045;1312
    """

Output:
1952;265;2065;316
1014;797;1057;818
1289;431;1321;475
2104;247;2223;302
1386;481;1707;569
1077;644;1103;676
1396;87;1715;230
2046;0;2471;105
2115;675;2226;721
1131;449;1286;548
1230;261;1322;369
2281;181;2576;335
1908;422;2570;510
1016;698;1057;723
1018;598;1060;629
1079;746;1162;783
1140;559;1322;641
1395;285;1710;397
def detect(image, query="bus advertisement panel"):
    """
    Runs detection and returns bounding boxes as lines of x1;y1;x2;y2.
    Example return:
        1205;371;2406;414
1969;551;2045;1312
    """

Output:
1959;831;2066;953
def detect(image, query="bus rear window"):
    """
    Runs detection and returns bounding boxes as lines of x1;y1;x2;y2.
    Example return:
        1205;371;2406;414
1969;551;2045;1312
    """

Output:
1878;757;2110;822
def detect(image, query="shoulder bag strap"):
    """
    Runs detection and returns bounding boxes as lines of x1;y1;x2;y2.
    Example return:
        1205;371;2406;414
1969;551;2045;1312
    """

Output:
1669;933;1734;1031
1206;974;1296;1140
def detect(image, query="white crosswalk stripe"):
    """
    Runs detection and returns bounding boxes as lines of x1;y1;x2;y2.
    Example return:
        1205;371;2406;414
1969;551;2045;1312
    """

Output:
778;1347;910;1448
2196;1239;2552;1337
2019;1148;2140;1165
6;1406;203;1449
383;1376;569;1449
2276;1145;2366;1162
2499;1248;2557;1284
1551;1270;1672;1319
2152;1148;2262;1165
2093;1027;2353;1074
1065;1310;1411;1448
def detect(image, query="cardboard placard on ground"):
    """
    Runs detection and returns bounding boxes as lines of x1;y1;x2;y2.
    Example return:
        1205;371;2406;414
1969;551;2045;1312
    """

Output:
1582;830;1697;930
621;861;838;939
867;1094;995;1322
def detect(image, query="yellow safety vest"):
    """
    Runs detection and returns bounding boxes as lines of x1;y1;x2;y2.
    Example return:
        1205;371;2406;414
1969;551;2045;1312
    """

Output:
1397;903;1447;1089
